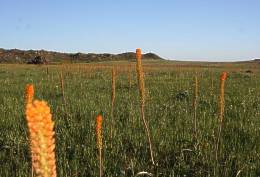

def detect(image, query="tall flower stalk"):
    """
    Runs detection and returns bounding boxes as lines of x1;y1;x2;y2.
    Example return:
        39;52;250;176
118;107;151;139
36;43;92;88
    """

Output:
135;48;155;165
219;72;227;123
215;72;227;161
96;115;103;177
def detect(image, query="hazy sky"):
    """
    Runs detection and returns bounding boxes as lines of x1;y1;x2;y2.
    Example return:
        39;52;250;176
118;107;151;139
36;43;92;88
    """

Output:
0;0;260;61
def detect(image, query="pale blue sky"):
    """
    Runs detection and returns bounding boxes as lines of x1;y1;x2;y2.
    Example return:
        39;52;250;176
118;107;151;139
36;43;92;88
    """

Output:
0;0;260;61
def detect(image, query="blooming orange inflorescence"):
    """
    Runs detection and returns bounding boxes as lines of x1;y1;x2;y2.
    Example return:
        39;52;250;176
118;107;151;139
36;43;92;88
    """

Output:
96;115;103;150
25;100;56;177
25;84;34;104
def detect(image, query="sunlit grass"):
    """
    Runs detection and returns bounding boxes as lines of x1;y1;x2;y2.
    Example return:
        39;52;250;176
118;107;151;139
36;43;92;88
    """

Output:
0;62;259;176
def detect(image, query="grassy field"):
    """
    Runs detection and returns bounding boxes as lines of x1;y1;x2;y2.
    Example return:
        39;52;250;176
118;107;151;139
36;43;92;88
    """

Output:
0;61;259;176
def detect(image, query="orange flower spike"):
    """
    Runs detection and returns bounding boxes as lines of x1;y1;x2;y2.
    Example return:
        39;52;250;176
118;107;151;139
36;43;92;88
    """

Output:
136;48;145;105
219;71;227;124
220;72;227;81
25;84;34;104
96;115;103;150
25;100;57;177
136;48;142;60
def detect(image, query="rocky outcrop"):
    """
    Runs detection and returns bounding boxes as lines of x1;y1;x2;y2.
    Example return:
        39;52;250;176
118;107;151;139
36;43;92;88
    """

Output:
27;56;48;64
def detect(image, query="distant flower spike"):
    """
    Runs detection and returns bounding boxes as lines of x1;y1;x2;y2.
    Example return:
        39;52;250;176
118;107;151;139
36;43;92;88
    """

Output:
96;115;103;150
96;114;103;177
216;71;228;161
136;48;145;105
25;84;34;104
219;72;227;123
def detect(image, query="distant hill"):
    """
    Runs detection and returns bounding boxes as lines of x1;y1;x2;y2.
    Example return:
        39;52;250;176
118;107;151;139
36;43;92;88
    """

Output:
252;59;260;62
0;48;164;63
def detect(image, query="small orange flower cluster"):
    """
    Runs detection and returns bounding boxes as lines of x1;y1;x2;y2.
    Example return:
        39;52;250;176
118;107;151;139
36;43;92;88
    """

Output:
96;115;103;150
220;72;227;81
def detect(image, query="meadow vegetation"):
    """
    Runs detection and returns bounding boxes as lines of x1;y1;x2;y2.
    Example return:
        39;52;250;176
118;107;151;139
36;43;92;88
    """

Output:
0;61;259;176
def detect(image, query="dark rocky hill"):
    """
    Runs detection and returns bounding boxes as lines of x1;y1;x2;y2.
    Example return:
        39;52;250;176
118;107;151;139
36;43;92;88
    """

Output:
252;59;260;62
0;48;164;63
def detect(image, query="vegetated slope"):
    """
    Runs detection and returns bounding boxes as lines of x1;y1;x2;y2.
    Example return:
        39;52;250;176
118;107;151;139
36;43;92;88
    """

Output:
0;48;164;63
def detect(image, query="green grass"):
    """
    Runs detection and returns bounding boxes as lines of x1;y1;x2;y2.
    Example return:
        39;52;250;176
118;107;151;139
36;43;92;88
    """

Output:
0;62;259;176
